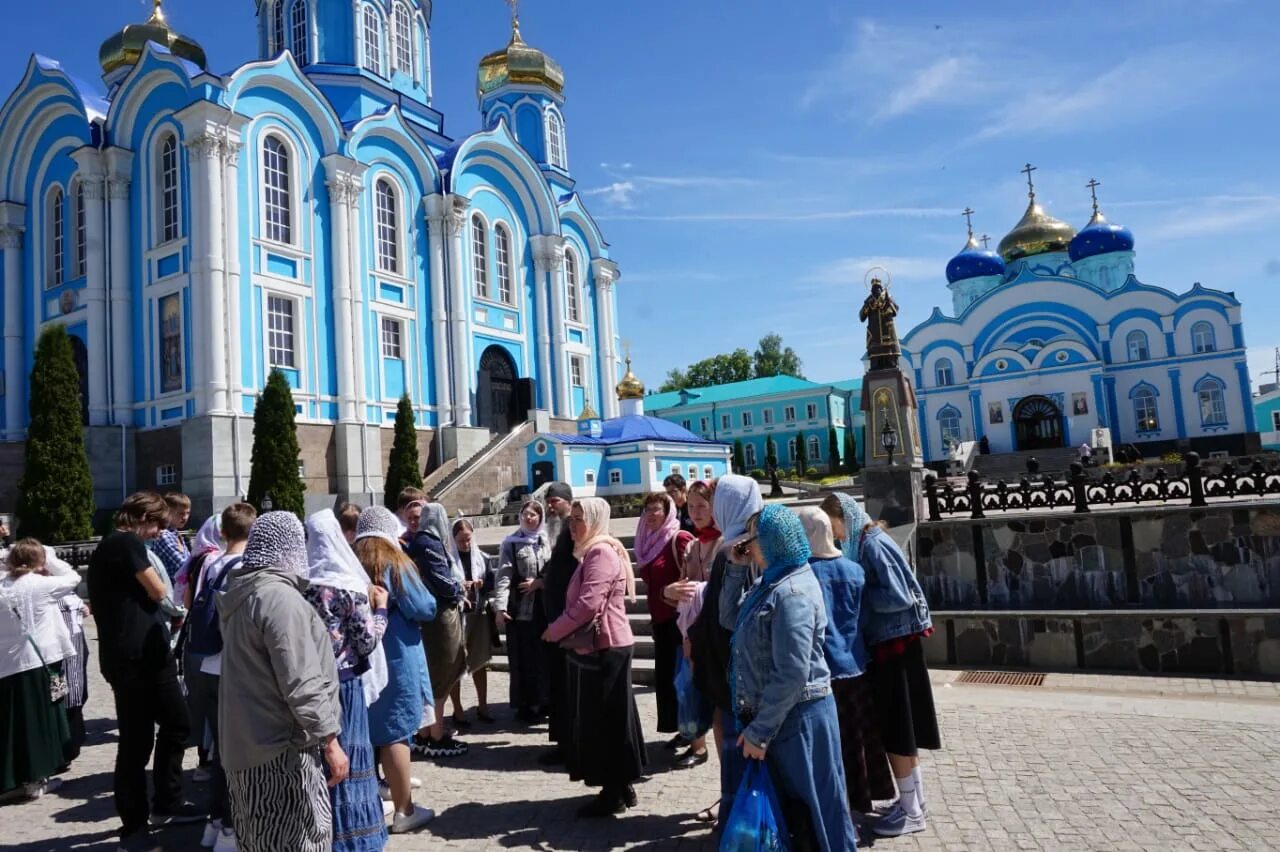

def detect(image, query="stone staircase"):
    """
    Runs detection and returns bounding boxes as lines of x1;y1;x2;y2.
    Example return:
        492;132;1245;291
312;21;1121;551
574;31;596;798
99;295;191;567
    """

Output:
970;447;1082;482
433;423;535;517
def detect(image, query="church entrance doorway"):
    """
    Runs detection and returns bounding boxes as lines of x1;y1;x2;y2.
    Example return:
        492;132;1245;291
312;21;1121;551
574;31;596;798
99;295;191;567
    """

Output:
476;345;519;435
1013;395;1064;451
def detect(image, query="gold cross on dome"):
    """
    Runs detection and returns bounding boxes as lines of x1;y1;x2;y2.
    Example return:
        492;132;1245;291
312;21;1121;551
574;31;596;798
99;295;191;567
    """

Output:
961;207;975;240
504;0;520;26
1021;163;1038;200
1086;178;1102;216
980;234;990;250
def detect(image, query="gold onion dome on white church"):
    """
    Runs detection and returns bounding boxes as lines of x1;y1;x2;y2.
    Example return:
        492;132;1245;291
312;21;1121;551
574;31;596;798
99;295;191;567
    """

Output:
477;16;564;99
997;165;1077;262
99;0;208;75
616;357;645;401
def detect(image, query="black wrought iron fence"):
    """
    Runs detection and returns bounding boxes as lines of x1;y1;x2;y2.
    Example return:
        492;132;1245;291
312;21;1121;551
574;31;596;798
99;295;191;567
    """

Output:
925;452;1280;520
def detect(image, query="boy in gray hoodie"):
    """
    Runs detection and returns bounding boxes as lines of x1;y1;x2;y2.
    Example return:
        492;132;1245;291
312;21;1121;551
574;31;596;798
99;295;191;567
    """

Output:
216;511;347;852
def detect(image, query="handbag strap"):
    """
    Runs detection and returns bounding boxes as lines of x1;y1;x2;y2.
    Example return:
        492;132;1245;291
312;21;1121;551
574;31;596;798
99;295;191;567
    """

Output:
9;601;57;677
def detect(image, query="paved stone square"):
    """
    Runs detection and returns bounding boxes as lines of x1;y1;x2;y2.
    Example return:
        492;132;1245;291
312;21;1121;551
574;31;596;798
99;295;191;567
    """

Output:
5;631;1280;850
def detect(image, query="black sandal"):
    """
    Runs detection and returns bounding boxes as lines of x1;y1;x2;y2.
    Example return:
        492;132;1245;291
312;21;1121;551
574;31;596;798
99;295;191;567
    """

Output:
695;800;719;823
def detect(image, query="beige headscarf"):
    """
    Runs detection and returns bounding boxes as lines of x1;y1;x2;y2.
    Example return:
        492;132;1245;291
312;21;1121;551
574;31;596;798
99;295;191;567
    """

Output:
571;497;636;602
796;506;843;560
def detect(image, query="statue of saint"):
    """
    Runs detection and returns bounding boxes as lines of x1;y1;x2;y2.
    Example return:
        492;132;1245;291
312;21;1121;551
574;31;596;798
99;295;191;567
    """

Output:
860;278;900;370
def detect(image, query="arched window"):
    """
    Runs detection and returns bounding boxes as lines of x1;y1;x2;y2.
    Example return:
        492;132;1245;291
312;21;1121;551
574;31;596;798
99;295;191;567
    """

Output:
1195;377;1228;426
494;224;513;304
48;187;64;288
262;136;293;245
392;3;413;76
564;249;581;322
744;443;757;468
471;215;489;299
291;0;310;65
374;178;399;274
74;181;86;278
159;133;180;243
272;0;286;54
787;437;798;461
362;5;384;76
935;358;954;387
546;109;566;170
1132;386;1159;433
938;406;962;448
1126;330;1150;361
807;436;821;461
1191;321;1216;354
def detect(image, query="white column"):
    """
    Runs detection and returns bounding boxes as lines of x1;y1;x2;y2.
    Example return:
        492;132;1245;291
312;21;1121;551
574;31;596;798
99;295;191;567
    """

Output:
546;238;571;417
71;151;110;426
104;151;134;426
345;176;368;418
531;238;554;415
222;134;244;410
182;131;224;416
0;205;24;440
322;156;365;423
444;195;472;427
423;193;452;424
591;258;620;418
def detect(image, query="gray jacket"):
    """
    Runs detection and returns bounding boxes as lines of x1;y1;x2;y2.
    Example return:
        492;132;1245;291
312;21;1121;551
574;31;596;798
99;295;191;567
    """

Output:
216;564;340;772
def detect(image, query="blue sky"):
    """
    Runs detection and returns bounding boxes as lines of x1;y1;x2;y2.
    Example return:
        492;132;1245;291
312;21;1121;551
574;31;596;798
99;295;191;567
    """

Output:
6;0;1280;391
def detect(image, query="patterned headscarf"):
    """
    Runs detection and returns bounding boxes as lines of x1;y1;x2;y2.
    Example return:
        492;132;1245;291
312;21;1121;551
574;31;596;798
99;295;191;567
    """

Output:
420;503;464;584
633;494;680;566
756;504;811;573
183;515;223;575
796;506;842;560
713;474;763;541
835;493;873;562
241;511;307;577
355;506;402;548
572;497;636;601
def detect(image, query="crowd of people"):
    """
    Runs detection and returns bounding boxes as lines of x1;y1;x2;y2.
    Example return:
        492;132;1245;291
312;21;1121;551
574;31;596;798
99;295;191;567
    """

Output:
0;471;941;852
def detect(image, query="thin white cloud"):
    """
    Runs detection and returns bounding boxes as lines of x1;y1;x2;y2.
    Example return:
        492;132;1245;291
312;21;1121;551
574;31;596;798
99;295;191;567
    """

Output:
598;207;954;223
583;166;760;211
801;255;943;288
874;56;971;123
1145;195;1280;241
583;181;638;208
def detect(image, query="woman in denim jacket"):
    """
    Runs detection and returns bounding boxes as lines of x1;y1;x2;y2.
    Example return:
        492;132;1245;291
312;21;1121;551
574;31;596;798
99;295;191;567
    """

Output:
720;504;857;852
825;493;940;840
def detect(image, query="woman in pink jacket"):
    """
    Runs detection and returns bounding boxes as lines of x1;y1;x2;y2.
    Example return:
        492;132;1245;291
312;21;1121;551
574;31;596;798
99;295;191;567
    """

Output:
542;498;647;818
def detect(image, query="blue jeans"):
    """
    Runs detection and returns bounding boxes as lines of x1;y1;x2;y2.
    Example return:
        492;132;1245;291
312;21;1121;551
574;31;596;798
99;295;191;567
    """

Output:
765;694;858;851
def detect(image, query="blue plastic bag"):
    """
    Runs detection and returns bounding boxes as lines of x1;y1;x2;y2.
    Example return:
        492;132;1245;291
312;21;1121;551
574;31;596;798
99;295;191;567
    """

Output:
674;651;712;741
719;759;791;852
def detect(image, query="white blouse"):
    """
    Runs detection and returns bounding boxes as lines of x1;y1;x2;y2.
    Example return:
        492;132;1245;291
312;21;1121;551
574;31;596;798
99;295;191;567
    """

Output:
0;551;80;680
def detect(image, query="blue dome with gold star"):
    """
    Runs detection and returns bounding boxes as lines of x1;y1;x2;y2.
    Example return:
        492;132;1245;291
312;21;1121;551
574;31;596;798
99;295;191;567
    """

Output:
946;236;1006;284
1069;211;1135;261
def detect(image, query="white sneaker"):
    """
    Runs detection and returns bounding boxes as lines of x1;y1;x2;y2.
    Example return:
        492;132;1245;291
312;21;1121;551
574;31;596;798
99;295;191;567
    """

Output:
410;776;422;789
389;805;435;834
200;819;223;847
22;777;61;800
382;799;395;818
212;827;238;852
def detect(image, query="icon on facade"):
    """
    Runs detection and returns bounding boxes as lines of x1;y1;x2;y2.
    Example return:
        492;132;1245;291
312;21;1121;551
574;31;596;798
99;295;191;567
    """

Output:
1072;392;1089;416
988;401;1004;424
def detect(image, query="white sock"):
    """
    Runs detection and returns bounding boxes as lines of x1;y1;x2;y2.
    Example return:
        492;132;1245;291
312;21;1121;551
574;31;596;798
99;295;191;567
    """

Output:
896;773;921;817
911;766;925;810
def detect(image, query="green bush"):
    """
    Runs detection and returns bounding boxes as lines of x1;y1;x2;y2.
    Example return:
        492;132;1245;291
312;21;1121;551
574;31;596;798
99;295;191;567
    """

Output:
16;325;94;543
749;468;766;480
384;395;423;508
246;369;306;517
806;467;820;478
1160;452;1183;464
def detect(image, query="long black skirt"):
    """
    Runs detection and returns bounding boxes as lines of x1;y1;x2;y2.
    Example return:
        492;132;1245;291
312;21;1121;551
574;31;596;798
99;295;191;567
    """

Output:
0;665;70;793
564;647;647;790
869;640;941;757
507;618;547;712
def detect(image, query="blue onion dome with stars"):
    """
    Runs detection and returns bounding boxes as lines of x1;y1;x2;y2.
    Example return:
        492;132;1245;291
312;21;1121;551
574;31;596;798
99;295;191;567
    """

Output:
1069;180;1134;261
946;234;1006;283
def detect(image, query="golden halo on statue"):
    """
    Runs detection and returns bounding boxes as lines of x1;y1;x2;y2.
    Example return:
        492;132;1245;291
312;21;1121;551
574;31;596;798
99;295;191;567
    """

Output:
864;266;892;292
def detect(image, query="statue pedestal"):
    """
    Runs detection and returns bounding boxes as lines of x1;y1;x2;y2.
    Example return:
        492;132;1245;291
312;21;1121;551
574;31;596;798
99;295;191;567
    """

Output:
859;366;926;551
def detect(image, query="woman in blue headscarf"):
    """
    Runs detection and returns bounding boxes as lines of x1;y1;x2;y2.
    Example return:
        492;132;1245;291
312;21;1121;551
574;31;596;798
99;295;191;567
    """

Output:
719;504;858;851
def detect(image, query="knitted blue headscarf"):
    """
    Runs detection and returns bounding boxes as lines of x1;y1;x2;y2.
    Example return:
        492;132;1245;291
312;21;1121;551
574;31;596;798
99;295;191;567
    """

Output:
835;493;872;562
734;504;810;634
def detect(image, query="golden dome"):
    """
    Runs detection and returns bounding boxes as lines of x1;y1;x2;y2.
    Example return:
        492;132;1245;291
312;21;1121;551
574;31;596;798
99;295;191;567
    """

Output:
616;356;645;401
477;18;564;100
577;401;600;421
100;0;208;76
997;198;1077;262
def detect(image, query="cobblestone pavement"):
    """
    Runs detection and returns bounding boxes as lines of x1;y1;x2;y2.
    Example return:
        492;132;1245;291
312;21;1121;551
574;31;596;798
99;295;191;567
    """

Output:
6;631;1280;851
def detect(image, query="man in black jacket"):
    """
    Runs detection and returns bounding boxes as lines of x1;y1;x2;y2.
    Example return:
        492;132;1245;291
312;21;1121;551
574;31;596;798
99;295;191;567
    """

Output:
538;482;576;765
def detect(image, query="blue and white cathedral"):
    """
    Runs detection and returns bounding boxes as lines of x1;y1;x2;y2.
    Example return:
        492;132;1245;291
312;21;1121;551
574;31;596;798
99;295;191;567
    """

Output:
0;0;623;514
901;168;1256;463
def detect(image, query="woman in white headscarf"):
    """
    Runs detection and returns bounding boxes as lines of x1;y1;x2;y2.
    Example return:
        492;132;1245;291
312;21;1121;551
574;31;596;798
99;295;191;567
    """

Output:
494;500;551;723
303;510;389;852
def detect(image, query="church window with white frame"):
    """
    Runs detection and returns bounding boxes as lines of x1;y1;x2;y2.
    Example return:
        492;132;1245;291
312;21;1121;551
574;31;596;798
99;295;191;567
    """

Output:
721;413;731;431
262;135;293;245
47;187;64;289
609;469;622;485
569;356;585;389
267;295;297;368
374;178;400;274
362;5;384;76
392;2;413;76
73;181;86;279
1191;321;1216;354
935;358;955;387
1133;386;1159;432
380;316;403;360
741;411;753;428
494;223;513;304
290;0;310;65
1196;377;1228;427
564;249;581;322
159;134;180;244
1126;330;1150;362
471;214;489;299
787;437;798;461
939;406;962;448
546;108;567;169
744;443;757;467
807;435;821;461
806;402;818;419
762;408;774;425
783;405;795;422
271;0;286;53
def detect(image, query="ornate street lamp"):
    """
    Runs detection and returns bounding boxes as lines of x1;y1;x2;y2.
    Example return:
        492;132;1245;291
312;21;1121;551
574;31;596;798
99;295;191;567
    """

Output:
881;421;899;466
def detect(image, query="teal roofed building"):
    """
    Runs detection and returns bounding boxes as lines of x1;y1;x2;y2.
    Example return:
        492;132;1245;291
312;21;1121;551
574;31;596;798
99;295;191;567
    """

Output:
645;375;864;474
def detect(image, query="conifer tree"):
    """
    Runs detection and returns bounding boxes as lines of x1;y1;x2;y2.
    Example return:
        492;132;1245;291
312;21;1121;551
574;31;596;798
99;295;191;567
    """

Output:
845;429;859;473
733;439;746;475
828;427;842;474
765;436;778;469
16;326;94;542
247;369;306;517
796;430;809;477
384;394;423;509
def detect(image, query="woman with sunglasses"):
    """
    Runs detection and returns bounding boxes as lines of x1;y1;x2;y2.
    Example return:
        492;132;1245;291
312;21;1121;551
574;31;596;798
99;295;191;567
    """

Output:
719;504;857;851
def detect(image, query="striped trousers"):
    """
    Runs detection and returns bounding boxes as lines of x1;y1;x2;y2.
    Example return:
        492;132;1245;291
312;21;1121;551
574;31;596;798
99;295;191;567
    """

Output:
227;747;332;852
